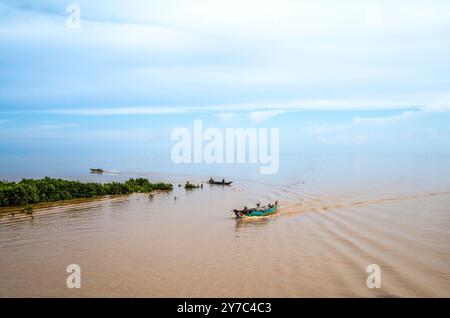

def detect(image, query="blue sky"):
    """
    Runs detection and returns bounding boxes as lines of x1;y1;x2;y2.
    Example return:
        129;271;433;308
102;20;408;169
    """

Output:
0;0;450;170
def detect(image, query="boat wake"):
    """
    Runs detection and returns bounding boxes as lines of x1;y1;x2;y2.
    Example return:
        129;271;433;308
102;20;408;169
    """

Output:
281;191;450;217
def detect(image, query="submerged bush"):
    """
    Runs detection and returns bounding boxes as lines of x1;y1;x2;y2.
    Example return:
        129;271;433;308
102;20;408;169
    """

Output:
0;178;173;207
184;181;202;190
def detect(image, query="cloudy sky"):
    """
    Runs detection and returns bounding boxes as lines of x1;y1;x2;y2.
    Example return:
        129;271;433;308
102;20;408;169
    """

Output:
0;0;449;169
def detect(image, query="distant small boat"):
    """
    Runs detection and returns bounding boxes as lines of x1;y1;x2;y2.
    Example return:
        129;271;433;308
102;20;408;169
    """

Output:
90;168;104;173
209;180;232;186
233;201;279;219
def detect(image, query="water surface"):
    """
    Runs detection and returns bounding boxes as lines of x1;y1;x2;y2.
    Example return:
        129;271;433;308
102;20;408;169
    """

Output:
1;155;449;297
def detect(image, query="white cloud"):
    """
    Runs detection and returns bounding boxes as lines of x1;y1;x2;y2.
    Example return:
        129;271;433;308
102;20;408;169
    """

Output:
222;99;420;112
0;2;198;52
28;123;79;131
215;112;240;123
318;135;368;145
31;99;421;116
352;110;419;125
366;4;384;29
401;128;447;140
44;107;190;116
305;109;425;146
248;110;286;123
304;122;350;135
74;128;156;141
0;126;156;141
55;0;450;38
423;100;450;112
1;1;450;111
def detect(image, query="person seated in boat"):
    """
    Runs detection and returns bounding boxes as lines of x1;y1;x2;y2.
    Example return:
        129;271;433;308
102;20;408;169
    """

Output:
255;203;266;212
209;177;214;183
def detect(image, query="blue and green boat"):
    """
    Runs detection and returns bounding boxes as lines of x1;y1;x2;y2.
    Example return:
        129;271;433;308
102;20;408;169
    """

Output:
233;201;279;219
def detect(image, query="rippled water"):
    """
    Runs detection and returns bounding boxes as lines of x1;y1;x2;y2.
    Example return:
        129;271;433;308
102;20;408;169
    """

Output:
1;155;449;297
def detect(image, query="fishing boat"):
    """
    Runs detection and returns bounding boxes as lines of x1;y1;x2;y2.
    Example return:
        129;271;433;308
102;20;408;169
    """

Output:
90;168;104;173
208;179;232;185
233;201;279;219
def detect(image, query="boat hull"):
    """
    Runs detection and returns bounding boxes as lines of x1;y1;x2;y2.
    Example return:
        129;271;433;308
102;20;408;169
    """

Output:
209;181;232;185
234;205;278;219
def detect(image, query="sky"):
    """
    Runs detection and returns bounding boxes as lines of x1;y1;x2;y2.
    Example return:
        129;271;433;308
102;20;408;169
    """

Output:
0;0;450;174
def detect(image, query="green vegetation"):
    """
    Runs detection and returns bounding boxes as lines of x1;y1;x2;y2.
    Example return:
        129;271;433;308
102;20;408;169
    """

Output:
23;204;33;214
184;181;203;190
0;177;173;208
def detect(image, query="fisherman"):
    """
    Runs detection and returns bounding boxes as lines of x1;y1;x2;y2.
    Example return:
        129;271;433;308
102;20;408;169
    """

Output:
209;177;214;183
222;178;225;184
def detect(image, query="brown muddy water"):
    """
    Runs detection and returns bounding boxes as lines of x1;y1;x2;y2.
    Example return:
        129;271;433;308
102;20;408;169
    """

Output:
1;156;450;297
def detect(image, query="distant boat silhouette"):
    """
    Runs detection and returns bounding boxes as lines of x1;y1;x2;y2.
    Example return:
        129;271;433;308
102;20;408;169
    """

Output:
90;168;104;173
208;179;232;186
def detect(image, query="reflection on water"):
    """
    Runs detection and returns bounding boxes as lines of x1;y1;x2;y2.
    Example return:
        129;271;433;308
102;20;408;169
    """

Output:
233;217;276;237
0;156;450;297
